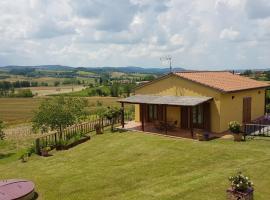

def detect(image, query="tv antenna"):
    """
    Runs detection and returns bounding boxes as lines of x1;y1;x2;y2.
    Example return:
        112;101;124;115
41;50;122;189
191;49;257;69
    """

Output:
160;55;172;72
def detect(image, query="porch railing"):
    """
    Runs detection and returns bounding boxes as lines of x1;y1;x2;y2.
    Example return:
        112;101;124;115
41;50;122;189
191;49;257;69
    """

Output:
243;123;270;137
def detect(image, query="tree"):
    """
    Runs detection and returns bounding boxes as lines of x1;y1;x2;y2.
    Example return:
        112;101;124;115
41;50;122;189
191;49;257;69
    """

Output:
32;96;88;137
265;71;270;81
110;83;120;97
16;89;34;97
102;107;122;131
54;81;60;86
0;120;5;140
143;75;155;81
242;70;253;76
123;83;134;97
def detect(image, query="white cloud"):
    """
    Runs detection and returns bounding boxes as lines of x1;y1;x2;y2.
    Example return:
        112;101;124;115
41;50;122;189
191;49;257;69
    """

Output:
0;0;269;69
220;28;240;41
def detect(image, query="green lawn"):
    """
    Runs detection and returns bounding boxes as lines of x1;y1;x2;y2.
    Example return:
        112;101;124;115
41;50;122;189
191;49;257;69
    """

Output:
1;131;270;199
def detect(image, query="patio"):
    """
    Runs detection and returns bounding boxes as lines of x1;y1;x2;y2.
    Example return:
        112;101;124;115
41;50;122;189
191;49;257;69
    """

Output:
120;121;223;140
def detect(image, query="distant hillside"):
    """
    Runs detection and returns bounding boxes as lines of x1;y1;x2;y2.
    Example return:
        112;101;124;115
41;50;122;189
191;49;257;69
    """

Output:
1;65;185;74
78;66;185;74
1;65;73;71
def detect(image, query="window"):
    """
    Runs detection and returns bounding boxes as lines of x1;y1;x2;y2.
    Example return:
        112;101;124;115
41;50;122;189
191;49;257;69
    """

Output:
148;104;157;121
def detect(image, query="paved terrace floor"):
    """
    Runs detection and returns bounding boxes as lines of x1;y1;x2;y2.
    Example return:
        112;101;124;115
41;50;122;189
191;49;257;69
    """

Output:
119;121;231;140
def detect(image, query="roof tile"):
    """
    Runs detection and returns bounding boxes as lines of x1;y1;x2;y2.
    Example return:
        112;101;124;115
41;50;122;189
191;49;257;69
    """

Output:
174;71;269;92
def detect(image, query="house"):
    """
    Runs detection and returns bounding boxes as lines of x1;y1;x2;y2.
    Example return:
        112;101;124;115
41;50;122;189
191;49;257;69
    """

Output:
119;71;269;135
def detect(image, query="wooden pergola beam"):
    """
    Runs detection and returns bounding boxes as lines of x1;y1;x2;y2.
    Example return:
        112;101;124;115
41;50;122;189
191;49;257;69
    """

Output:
140;104;145;131
121;102;124;128
165;104;167;134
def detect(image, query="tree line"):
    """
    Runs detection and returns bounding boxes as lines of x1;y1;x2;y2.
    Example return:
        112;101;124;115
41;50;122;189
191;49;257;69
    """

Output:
0;81;35;97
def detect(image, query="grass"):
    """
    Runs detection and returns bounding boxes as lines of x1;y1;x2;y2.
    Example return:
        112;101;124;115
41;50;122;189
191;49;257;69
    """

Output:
1;131;270;199
0;97;124;126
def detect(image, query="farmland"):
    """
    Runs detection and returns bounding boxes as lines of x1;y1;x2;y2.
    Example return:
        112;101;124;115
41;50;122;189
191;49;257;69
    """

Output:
18;85;86;96
0;97;123;126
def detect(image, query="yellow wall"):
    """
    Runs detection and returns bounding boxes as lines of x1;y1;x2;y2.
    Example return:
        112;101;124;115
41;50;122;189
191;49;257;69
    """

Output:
220;89;265;132
135;104;140;122
134;74;265;133
135;74;221;132
166;106;181;127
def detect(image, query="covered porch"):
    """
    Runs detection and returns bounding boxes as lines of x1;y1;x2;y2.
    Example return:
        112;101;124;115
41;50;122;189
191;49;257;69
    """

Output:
118;95;213;138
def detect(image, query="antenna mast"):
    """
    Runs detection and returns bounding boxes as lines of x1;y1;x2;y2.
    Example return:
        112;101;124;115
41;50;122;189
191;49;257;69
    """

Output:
160;55;172;73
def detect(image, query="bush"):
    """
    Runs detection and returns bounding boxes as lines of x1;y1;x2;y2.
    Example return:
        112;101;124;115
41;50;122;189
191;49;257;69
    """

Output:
229;172;253;192
228;121;241;134
16;89;34;97
0;120;5;140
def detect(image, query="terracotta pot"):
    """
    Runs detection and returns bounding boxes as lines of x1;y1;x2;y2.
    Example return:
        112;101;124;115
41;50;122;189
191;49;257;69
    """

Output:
233;133;243;142
41;150;49;157
227;187;253;200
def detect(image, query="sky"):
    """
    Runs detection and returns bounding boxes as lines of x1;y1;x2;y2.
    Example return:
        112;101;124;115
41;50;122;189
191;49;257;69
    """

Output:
0;0;270;70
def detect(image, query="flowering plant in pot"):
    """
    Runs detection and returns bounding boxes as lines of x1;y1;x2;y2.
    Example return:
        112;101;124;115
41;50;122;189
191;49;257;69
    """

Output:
227;172;254;200
228;121;242;141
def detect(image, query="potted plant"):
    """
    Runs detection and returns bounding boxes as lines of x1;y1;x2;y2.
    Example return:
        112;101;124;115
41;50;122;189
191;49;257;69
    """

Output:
229;121;242;141
41;146;51;157
227;172;254;200
94;124;103;135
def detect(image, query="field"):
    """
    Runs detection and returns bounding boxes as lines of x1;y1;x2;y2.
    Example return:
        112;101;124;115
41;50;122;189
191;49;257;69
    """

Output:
1;131;270;199
19;85;86;96
0;97;122;126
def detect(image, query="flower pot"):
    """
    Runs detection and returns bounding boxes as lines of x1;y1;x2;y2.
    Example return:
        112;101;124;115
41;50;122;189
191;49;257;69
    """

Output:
233;133;243;142
41;150;49;157
227;187;253;200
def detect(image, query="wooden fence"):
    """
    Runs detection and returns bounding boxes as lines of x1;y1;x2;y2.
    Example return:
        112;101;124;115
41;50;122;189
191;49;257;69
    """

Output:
35;112;133;154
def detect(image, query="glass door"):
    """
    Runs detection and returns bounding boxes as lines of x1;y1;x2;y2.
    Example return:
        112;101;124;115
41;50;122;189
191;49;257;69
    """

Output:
192;104;204;129
148;104;158;121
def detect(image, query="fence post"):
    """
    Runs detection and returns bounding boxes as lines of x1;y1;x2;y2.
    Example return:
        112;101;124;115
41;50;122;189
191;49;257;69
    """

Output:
54;133;57;146
102;118;104;131
35;138;41;155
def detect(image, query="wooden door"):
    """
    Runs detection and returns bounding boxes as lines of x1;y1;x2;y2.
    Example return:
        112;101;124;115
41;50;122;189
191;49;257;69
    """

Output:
243;97;252;123
157;105;164;121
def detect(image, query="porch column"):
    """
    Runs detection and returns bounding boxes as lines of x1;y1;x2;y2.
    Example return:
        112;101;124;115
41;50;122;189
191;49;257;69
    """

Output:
121;102;124;128
140;104;145;131
165;104;167;134
189;106;194;138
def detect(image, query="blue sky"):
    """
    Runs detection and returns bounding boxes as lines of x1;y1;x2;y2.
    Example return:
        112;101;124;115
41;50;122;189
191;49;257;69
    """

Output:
0;0;270;69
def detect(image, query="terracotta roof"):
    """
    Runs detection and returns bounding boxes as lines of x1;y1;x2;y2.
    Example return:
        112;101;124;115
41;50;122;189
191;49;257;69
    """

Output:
173;71;269;92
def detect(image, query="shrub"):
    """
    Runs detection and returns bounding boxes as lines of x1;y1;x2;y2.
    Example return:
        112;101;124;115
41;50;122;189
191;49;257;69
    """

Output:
26;145;36;156
42;146;51;152
229;172;253;192
0;120;5;140
19;152;29;163
16;89;34;97
229;121;241;134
